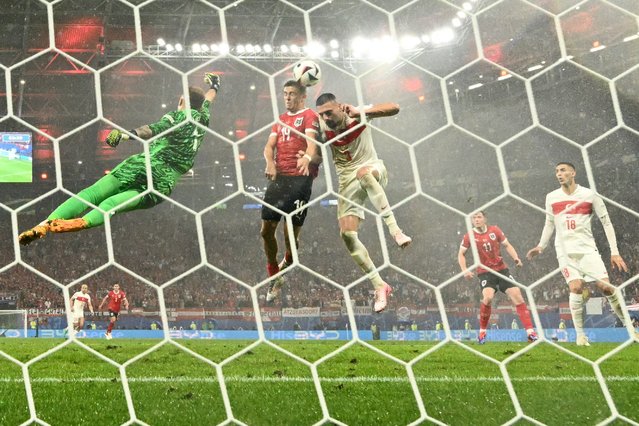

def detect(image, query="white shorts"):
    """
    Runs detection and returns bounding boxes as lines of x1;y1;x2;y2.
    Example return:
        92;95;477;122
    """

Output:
72;310;84;321
337;160;388;220
558;252;609;284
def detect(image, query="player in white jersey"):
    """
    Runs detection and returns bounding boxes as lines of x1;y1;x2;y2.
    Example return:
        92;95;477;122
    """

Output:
69;284;94;333
315;93;412;314
526;162;634;346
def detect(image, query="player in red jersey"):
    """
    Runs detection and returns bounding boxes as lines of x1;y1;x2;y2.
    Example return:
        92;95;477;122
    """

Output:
98;283;129;340
262;80;320;302
458;211;537;344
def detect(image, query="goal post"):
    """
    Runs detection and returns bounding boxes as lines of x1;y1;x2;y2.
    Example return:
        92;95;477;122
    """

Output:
0;309;28;338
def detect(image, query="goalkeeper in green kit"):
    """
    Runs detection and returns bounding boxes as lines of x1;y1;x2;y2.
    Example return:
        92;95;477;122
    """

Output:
18;73;221;245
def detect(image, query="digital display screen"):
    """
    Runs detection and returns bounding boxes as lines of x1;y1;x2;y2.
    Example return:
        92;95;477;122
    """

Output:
0;132;33;183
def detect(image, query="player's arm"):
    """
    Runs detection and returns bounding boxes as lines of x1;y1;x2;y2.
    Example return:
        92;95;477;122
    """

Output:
502;239;523;267
457;245;474;280
88;300;94;314
593;195;628;272
527;197;555;260
342;103;400;120
203;72;220;103
98;294;109;310
264;133;278;181
296;129;321;175
123;297;129;311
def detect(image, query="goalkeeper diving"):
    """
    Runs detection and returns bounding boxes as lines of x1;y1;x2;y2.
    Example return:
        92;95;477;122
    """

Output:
18;73;221;245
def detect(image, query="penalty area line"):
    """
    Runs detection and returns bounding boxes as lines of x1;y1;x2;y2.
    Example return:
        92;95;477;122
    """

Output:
1;375;638;384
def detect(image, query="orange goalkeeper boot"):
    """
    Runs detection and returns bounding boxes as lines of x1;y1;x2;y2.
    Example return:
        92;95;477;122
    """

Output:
18;223;50;245
49;218;88;233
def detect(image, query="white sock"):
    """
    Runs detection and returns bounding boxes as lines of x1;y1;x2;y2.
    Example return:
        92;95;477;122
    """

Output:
569;292;585;335
359;173;401;236
341;231;384;288
606;289;629;327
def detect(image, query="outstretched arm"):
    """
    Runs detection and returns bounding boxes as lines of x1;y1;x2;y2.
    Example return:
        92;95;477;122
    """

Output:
343;103;400;120
105;72;221;147
98;295;109;310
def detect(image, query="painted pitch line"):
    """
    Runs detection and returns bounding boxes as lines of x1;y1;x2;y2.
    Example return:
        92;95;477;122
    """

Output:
1;375;638;384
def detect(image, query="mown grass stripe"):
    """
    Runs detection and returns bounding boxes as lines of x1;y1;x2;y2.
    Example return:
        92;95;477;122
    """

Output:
3;375;638;384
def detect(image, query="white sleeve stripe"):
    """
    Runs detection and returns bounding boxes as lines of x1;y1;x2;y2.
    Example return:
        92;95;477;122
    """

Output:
162;114;175;124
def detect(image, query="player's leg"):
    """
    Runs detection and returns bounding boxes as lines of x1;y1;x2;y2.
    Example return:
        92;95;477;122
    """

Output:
77;316;85;332
339;214;391;313
261;179;284;278
261;220;281;276
504;285;537;341
595;278;635;333
106;312;117;339
281;177;313;271
356;165;411;248
568;279;588;346
280;224;302;271
478;280;496;344
18;174;123;244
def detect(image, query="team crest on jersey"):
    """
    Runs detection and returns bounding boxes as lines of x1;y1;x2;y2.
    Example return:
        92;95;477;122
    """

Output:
489;233;496;240
294;117;303;127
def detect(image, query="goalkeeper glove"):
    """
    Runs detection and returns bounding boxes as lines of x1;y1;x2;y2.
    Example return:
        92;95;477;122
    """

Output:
204;72;221;92
105;129;129;147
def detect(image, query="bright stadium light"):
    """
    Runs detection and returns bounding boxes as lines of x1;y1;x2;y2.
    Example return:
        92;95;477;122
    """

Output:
452;18;462;28
192;43;201;53
421;34;431;44
254;45;262;53
157;38;166;46
280;44;289;53
219;43;229;55
245;44;255;53
329;39;339;49
431;27;455;45
200;44;209;52
236;44;245;54
290;44;300;53
175;43;183;52
263;44;273;53
330;50;339;59
165;43;174;51
457;11;467;19
305;41;325;58
462;2;472;10
400;35;420;50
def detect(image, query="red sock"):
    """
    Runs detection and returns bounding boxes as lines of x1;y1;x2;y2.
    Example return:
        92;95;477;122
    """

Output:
516;303;534;331
107;322;114;333
267;263;279;277
479;303;491;330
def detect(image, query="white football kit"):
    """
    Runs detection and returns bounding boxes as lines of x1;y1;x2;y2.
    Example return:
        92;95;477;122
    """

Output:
71;292;91;319
537;185;619;283
320;114;387;219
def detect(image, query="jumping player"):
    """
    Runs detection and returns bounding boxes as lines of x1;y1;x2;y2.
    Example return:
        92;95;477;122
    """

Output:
98;283;129;340
315;93;412;313
262;80;320;302
69;284;94;333
526;162;634;346
458;211;538;344
18;73;221;245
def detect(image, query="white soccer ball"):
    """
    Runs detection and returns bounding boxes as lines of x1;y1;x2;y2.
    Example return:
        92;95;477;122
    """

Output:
293;60;322;87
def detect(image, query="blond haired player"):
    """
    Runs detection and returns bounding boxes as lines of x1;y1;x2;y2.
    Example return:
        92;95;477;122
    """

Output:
527;162;634;346
315;93;412;313
70;284;94;333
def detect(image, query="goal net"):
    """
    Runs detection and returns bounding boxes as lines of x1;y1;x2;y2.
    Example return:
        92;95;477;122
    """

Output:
1;0;638;425
0;310;28;338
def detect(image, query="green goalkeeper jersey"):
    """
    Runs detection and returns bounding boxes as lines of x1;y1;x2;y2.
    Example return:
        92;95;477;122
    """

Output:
146;100;211;174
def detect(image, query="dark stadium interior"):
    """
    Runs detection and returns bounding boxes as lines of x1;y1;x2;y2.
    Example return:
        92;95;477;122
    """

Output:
1;0;639;337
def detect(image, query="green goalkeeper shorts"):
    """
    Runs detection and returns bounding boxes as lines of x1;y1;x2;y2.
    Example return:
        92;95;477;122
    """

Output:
110;153;182;208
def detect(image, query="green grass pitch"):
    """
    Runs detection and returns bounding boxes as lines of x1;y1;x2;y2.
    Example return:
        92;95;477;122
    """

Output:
0;339;637;425
0;157;32;182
